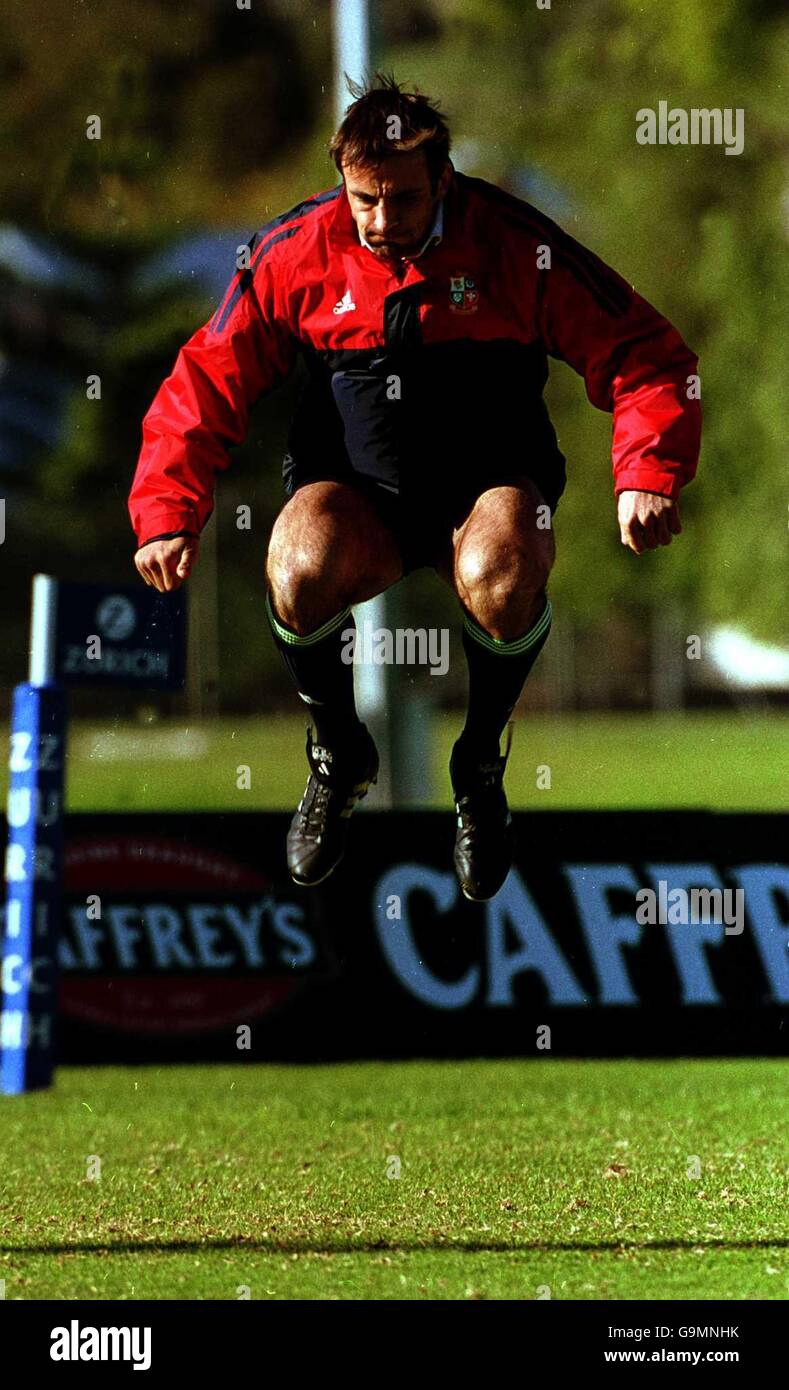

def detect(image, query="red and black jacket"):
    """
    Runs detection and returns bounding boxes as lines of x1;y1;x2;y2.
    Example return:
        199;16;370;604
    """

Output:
129;169;701;548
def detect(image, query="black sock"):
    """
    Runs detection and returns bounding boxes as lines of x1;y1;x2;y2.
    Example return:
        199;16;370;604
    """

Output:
459;598;553;760
266;591;363;748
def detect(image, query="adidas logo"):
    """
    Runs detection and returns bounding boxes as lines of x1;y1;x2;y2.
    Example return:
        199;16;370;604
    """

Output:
332;288;356;315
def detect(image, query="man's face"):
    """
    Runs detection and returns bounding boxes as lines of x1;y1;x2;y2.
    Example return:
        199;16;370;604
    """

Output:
342;149;451;260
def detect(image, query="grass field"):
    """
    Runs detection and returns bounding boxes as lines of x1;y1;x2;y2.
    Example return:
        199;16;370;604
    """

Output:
1;1059;787;1301
0;710;783;812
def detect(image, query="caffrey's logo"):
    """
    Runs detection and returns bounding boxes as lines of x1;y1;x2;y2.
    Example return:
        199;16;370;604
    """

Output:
449;273;479;313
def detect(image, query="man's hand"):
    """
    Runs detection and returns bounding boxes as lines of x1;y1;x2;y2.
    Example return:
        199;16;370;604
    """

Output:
617;490;682;555
134;535;200;592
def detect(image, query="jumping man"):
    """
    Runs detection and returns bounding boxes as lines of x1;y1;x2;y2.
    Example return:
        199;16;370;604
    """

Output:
129;75;701;902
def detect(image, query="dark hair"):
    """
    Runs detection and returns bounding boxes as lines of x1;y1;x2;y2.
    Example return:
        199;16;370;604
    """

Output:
328;72;451;188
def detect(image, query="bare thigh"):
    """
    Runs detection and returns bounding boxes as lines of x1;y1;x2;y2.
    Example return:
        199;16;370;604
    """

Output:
266;481;403;633
435;477;556;639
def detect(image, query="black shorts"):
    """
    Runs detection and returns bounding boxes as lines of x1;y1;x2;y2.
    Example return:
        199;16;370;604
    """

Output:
281;341;568;569
282;438;566;574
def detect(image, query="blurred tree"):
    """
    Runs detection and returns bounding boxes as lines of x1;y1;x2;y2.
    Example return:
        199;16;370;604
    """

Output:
0;0;322;241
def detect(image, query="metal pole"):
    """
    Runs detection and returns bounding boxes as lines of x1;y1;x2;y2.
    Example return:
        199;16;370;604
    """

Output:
29;573;58;686
651;603;686;713
186;514;219;717
332;0;371;97
332;0;394;805
331;2;434;805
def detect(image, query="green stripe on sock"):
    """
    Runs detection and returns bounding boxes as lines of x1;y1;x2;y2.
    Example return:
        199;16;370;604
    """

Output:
463;599;552;656
265;592;352;648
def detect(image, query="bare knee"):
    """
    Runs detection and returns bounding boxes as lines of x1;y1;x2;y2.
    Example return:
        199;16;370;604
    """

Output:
266;535;338;634
455;537;553;641
266;483;400;634
267;506;355;631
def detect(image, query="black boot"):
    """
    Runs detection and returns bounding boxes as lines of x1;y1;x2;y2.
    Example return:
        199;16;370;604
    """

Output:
449;726;514;903
287;725;379;886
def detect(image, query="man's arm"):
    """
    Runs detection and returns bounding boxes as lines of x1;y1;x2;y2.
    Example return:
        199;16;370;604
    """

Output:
533;218;701;549
128;249;297;550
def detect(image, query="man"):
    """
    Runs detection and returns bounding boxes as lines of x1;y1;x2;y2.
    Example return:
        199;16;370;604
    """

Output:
129;76;701;902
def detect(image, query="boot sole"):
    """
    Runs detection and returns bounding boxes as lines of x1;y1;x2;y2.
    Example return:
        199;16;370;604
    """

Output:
459;878;508;904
